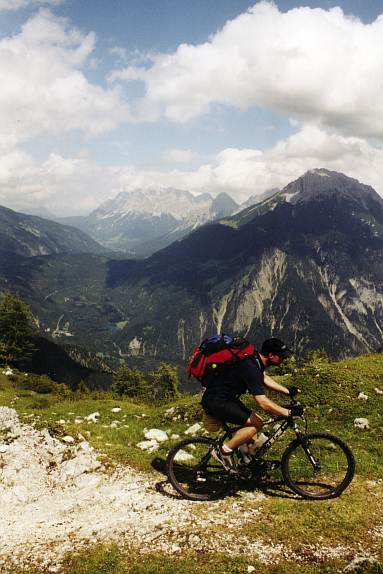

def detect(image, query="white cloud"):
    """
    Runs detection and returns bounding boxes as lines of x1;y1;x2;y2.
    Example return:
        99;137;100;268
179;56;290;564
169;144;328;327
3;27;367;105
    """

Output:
162;148;198;164
0;10;129;152
109;46;128;63
0;0;62;11
0;152;124;215
110;1;383;139
2;126;383;216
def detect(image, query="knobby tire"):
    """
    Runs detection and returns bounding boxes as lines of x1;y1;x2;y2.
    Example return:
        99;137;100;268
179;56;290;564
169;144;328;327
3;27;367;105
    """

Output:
281;431;355;500
166;436;231;501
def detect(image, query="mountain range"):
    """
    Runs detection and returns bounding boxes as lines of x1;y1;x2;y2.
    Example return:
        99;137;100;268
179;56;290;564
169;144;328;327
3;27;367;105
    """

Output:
0;169;382;370
57;188;239;257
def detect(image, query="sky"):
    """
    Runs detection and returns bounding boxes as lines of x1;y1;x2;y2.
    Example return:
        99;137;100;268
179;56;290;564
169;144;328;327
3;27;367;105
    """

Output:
1;0;383;216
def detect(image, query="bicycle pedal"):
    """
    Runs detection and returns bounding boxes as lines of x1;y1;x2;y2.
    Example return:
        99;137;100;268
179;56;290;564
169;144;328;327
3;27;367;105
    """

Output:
237;465;252;479
253;459;281;472
264;460;280;471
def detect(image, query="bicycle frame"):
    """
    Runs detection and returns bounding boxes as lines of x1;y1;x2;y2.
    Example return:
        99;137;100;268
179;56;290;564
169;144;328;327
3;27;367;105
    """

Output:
221;415;306;462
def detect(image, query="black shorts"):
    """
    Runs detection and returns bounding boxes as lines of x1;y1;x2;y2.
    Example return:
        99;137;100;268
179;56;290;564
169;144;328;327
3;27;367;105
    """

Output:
201;394;251;425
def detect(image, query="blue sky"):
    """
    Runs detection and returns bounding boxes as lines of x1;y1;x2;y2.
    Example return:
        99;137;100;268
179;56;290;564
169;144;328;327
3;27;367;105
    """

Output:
1;0;383;215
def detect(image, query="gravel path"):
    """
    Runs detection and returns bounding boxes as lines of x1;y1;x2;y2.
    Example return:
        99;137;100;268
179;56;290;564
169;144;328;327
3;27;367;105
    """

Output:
1;407;377;573
0;407;283;571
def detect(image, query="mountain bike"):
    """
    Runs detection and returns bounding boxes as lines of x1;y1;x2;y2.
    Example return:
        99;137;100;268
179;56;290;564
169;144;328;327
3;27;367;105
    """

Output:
166;398;355;501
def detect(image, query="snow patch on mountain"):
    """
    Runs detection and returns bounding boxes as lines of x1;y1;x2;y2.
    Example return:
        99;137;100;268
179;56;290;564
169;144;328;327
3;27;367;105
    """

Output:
91;188;214;222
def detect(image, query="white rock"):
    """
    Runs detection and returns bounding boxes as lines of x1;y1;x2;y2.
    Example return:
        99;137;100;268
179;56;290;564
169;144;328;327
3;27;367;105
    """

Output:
174;450;194;462
247;567;256;573
74;418;83;424
57;419;66;425
136;439;159;453
85;412;100;423
62;435;75;444
184;423;201;435
59;452;101;481
354;418;370;430
188;534;201;545
74;474;101;490
357;392;368;401
374;387;383;395
170;434;180;440
144;429;168;442
78;441;93;452
0;444;8;453
110;423;118;429
3;368;13;376
111;407;121;413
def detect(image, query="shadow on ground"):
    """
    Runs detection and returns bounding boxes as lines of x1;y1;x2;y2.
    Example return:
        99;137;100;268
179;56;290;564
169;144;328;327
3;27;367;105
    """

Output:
151;456;297;501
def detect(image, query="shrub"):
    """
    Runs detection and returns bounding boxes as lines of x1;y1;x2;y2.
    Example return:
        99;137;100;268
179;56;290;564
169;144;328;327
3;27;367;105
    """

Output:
18;373;71;396
75;380;91;396
111;365;148;399
29;396;50;409
151;362;180;402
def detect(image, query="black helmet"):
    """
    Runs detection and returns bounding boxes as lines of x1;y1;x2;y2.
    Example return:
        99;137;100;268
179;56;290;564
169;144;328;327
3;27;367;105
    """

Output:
261;338;292;357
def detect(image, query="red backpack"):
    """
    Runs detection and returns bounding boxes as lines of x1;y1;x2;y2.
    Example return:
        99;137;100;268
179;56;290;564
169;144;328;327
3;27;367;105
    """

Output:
187;334;255;384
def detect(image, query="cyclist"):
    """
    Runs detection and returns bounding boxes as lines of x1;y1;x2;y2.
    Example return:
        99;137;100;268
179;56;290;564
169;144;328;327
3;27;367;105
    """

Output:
201;337;302;472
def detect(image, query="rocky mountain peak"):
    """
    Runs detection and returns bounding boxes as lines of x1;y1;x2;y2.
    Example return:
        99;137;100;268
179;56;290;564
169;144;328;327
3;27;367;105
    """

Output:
91;188;212;221
211;192;238;215
280;168;383;207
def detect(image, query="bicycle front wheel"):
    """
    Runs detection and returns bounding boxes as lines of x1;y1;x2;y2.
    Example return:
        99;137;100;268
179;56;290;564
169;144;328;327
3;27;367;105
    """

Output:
281;432;355;500
166;437;231;501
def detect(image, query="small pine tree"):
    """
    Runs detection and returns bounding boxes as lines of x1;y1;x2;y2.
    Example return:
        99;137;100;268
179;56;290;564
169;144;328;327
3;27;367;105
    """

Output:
151;362;180;401
111;364;148;399
76;380;90;395
0;291;36;367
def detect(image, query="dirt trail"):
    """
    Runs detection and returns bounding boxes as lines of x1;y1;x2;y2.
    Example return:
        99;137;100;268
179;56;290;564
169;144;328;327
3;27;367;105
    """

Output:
1;407;379;573
0;407;284;571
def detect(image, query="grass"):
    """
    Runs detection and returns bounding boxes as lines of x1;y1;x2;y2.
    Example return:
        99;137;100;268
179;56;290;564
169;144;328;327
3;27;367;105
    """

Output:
1;352;383;573
7;544;383;574
246;478;383;546
2;545;357;574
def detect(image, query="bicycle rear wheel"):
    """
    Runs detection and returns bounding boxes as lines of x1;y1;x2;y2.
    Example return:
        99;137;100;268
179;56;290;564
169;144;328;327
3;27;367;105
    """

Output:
166;437;231;501
281;432;355;500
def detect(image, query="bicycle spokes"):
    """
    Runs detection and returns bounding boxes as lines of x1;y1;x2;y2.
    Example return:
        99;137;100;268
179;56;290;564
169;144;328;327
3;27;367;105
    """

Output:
283;433;354;498
167;437;231;500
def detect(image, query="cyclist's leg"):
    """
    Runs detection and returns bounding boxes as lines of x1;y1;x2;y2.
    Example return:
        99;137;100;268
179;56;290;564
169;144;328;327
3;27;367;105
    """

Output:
202;395;262;450
226;411;263;450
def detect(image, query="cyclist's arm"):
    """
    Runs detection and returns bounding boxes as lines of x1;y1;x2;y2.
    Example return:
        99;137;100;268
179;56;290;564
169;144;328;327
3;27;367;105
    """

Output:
254;394;290;417
263;374;290;395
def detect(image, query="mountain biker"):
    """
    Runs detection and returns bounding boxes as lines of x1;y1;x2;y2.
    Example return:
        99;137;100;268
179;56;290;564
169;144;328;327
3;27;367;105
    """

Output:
201;337;302;472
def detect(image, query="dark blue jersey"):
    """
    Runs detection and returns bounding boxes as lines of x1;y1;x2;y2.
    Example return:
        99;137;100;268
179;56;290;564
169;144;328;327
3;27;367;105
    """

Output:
202;354;265;399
